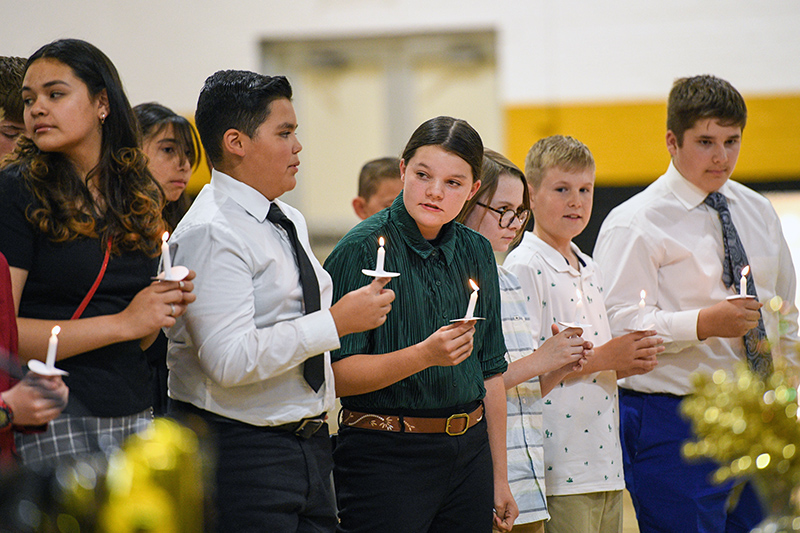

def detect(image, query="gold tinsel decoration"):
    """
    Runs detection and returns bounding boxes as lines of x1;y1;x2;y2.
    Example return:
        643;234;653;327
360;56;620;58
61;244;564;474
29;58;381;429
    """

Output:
681;297;800;532
58;417;204;533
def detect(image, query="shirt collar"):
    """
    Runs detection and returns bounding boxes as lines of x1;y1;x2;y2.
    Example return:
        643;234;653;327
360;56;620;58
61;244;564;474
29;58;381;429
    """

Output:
664;161;740;210
210;169;272;223
520;232;593;277
389;192;457;264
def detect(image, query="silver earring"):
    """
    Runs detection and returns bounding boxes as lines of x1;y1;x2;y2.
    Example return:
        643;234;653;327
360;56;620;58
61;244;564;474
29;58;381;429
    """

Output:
100;113;106;125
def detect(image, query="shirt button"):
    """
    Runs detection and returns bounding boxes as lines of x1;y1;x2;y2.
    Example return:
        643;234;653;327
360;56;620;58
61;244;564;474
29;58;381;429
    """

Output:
436;280;442;286
431;250;438;257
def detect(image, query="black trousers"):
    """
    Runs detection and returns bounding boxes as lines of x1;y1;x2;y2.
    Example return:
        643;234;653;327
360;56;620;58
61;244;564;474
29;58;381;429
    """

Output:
333;418;494;533
172;402;336;533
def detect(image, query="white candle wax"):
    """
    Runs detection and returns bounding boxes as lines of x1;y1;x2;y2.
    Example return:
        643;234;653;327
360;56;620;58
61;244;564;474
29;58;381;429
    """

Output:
46;325;61;368
376;237;385;272
739;265;749;297
636;290;646;330
465;280;479;319
161;232;172;275
574;289;584;324
161;231;172;277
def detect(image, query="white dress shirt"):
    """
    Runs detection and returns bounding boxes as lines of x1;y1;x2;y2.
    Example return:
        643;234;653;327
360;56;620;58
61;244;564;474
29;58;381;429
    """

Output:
505;233;624;496
595;162;799;395
166;170;339;426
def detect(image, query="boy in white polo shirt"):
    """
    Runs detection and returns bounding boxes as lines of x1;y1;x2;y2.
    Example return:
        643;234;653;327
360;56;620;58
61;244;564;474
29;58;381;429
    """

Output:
504;135;663;533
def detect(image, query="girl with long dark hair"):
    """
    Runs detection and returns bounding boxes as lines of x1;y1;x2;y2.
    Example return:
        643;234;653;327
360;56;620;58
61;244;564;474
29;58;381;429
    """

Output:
0;39;195;466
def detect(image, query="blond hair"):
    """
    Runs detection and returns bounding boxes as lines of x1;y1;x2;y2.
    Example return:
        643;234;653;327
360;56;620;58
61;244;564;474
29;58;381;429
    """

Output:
525;135;594;190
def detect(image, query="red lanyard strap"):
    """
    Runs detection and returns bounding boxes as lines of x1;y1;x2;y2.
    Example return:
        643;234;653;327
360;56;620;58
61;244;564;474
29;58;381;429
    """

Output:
71;237;112;321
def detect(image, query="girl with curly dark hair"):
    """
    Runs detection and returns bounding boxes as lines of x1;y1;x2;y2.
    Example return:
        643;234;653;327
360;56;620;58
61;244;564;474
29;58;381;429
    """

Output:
0;39;195;466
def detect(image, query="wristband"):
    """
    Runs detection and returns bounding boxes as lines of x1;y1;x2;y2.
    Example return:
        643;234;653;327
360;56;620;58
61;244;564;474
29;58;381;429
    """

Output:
0;395;14;430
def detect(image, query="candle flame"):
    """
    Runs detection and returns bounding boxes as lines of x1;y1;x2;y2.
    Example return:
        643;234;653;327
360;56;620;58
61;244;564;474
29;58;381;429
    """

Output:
469;279;479;291
640;290;646;299
741;265;750;277
51;325;61;336
162;231;170;242
379;236;385;247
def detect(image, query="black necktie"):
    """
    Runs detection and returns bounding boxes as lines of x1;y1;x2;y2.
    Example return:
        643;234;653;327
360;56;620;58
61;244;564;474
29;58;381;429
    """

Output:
704;192;772;377
267;203;325;391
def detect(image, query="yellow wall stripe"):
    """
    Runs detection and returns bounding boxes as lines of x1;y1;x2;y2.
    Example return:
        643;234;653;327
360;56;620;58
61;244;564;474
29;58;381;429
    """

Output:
505;95;800;186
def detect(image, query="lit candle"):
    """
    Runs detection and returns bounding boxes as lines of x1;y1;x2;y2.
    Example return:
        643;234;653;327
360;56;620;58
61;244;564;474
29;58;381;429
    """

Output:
739;265;749;298
161;231;172;275
465;279;480;319
376;237;386;272
574;288;584;324
46;325;61;368
637;290;646;330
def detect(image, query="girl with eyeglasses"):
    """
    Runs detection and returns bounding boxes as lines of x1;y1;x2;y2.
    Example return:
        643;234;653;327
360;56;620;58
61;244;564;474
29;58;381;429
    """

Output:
456;149;592;533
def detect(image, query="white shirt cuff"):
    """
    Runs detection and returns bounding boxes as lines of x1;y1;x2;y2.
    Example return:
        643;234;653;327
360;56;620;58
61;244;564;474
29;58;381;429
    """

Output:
299;309;341;356
671;309;701;342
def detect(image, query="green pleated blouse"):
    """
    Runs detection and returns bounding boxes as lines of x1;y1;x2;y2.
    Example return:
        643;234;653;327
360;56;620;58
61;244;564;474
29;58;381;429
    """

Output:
324;192;507;412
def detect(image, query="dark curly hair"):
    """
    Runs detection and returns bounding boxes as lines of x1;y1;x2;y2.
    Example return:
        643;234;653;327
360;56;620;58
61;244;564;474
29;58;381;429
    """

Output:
7;39;165;256
0;56;26;124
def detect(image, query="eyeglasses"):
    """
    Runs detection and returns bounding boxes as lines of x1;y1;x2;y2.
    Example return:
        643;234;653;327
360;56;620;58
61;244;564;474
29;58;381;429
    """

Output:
475;202;531;229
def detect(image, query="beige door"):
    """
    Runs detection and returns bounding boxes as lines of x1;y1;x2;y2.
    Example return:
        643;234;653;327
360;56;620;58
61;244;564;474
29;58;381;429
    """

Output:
263;32;498;256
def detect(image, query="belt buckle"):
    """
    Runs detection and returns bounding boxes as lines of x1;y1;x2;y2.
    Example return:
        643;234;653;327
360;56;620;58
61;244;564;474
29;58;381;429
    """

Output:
294;418;324;439
445;412;470;436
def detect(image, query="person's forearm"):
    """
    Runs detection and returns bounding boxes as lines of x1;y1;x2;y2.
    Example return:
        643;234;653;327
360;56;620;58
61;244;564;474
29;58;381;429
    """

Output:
332;345;430;397
502;352;549;390
484;374;509;485
17;315;130;363
540;365;573;396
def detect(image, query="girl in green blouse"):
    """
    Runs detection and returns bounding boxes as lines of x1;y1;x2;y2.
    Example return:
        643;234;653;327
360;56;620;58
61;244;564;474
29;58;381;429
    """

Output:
324;116;517;532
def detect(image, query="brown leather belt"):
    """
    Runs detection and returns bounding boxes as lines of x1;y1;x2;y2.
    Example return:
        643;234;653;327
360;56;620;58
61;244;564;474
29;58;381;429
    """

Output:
340;404;484;436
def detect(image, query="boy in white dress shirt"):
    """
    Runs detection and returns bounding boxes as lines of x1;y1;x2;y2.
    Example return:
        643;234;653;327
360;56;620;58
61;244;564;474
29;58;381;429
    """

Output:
166;70;394;532
594;75;799;532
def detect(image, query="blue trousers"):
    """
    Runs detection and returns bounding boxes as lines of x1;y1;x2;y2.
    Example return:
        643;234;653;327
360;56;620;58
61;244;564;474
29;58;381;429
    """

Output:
619;388;763;532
